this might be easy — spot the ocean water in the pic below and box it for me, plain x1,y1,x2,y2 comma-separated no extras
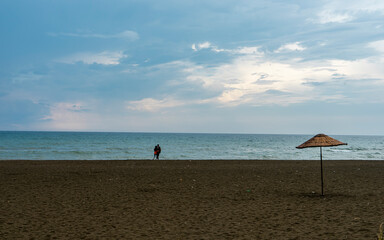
0,131,383,160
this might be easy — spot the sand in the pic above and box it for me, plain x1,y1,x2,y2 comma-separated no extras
1,160,383,239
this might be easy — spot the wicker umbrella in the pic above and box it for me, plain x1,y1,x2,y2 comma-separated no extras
296,134,347,196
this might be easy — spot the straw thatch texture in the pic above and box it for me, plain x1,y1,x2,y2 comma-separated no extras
296,134,347,149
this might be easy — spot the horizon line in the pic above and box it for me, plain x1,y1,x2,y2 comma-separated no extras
0,130,383,137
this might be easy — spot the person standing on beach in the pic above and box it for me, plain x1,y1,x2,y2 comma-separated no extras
153,144,161,160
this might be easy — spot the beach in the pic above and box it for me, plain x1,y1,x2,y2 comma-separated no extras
1,160,383,239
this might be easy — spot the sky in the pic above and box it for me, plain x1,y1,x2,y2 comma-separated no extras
1,0,384,135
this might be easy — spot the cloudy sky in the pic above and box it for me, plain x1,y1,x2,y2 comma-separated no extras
1,0,384,135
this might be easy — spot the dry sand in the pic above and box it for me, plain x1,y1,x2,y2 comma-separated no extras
1,160,383,239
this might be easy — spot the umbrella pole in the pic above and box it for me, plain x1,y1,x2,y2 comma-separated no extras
320,147,324,196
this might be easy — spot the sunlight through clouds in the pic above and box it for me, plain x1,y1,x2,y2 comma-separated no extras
185,56,316,106
181,42,384,107
126,38,384,113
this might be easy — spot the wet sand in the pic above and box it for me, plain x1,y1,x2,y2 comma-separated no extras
1,160,383,239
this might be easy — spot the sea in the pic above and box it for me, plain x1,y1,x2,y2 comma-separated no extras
0,131,383,160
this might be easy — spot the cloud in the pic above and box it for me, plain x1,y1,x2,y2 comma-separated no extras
42,102,92,130
48,30,139,41
317,10,353,24
57,51,126,65
192,42,263,56
234,47,262,55
127,39,384,110
186,56,316,106
126,97,187,112
37,100,154,131
12,72,43,83
191,41,229,53
192,42,212,51
369,40,384,53
314,0,384,24
114,30,140,40
183,41,384,107
275,42,306,53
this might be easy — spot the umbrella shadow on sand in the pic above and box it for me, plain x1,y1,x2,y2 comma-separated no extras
294,192,353,199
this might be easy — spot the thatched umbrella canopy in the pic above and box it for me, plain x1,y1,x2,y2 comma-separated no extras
297,134,347,149
296,134,347,196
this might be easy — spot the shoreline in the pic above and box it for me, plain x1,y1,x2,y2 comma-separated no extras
1,159,384,161
1,160,383,239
